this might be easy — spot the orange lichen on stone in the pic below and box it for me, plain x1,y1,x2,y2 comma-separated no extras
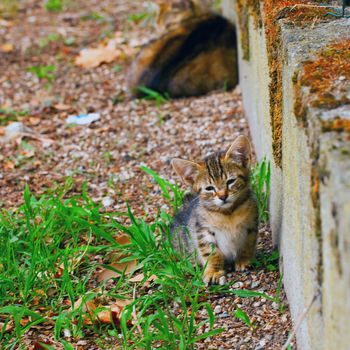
293,72,308,125
263,0,304,167
262,1,346,166
236,0,250,60
277,4,339,25
235,0,261,61
235,0,344,166
300,39,350,109
322,118,350,133
311,166,320,208
246,0,262,28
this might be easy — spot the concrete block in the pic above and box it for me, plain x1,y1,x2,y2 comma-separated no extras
223,1,350,348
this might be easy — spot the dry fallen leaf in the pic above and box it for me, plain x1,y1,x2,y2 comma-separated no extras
97,299,132,325
53,103,71,111
73,293,131,326
115,234,131,245
20,318,30,327
33,342,52,350
98,259,138,282
0,321,14,333
0,43,14,53
75,39,122,68
129,273,157,285
73,298,97,313
3,160,15,171
28,117,41,126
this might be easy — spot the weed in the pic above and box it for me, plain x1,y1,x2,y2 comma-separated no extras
0,108,28,126
234,308,254,329
64,37,75,46
112,64,122,72
103,151,113,164
45,0,63,12
252,250,279,272
27,65,56,83
251,157,271,223
81,12,106,21
275,273,286,312
127,12,150,24
137,86,169,107
38,33,61,48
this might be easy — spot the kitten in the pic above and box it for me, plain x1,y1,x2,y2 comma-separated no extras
171,136,258,285
128,2,238,98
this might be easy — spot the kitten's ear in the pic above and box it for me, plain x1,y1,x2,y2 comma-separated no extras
171,158,201,186
225,135,251,167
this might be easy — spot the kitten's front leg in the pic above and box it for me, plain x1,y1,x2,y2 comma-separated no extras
235,227,258,271
198,237,226,285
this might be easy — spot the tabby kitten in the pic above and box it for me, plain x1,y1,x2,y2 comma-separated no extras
171,136,258,284
128,2,238,98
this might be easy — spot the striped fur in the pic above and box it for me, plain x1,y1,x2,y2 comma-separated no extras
171,136,258,284
128,13,238,98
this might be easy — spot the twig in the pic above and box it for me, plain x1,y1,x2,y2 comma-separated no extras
132,284,142,335
280,292,319,350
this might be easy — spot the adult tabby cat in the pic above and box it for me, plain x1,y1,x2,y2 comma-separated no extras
171,136,258,284
128,1,238,98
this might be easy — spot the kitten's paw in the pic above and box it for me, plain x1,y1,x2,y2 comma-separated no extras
235,261,250,272
203,270,226,285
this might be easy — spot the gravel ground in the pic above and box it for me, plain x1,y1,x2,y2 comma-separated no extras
0,0,292,349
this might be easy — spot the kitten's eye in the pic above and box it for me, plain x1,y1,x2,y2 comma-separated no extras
205,185,216,192
227,178,236,187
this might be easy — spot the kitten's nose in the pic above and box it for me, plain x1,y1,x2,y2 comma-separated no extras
218,192,228,202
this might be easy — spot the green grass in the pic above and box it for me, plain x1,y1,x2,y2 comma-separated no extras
0,168,278,349
252,250,279,272
38,33,61,48
81,12,106,21
127,12,151,24
0,108,28,126
27,65,56,83
45,0,63,12
251,157,271,223
137,86,169,107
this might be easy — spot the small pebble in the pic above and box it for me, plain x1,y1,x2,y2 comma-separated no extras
77,340,87,346
102,196,114,207
214,305,222,314
272,302,279,310
219,312,229,318
251,281,260,288
232,281,244,289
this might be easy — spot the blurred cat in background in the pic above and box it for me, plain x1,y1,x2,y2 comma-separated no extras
128,0,238,98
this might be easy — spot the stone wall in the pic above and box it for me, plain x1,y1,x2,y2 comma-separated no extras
222,1,350,349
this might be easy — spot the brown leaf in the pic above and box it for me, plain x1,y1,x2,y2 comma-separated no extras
98,259,138,282
28,117,41,126
129,273,157,285
0,321,13,333
96,299,132,325
75,42,121,68
115,234,131,245
33,342,52,350
3,160,15,171
52,103,71,111
20,318,30,326
73,298,97,313
0,43,13,53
